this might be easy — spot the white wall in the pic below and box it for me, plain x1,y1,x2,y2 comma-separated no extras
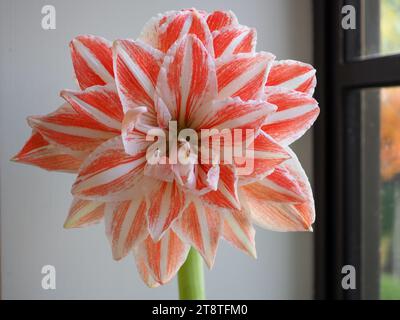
0,0,314,299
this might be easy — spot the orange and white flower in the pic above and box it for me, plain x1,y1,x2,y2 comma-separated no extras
13,9,319,287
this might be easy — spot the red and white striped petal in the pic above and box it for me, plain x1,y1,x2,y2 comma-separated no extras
70,35,114,90
121,107,153,156
203,165,240,210
60,84,123,133
236,131,290,183
240,149,315,231
222,207,256,258
135,254,160,288
266,60,317,96
105,198,148,260
193,97,275,132
240,165,306,204
11,132,82,172
195,164,220,194
64,198,105,228
216,52,275,101
213,26,256,59
155,34,217,128
206,10,238,32
113,39,163,115
27,103,116,155
71,136,146,201
262,89,319,145
173,197,222,268
139,10,178,48
146,180,186,241
157,9,213,54
134,230,190,285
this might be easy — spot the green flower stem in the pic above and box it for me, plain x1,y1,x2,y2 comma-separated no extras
178,247,205,300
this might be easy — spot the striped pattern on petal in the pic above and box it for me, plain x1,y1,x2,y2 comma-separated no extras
12,132,82,172
195,164,220,195
155,34,217,128
157,9,213,54
193,97,275,132
217,52,275,101
236,131,290,182
266,60,317,96
206,10,238,32
135,254,160,288
105,198,148,260
121,107,153,156
240,165,306,204
222,207,256,258
113,39,163,115
134,230,190,285
60,84,123,133
240,149,315,231
213,26,256,59
173,197,222,268
27,103,116,155
64,198,105,228
263,89,319,145
203,165,240,210
70,35,114,89
72,136,146,201
146,180,185,241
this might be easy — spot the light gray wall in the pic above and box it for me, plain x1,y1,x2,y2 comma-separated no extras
0,0,314,299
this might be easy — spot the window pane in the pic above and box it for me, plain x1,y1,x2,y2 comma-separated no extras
362,86,400,299
378,87,400,299
359,0,400,58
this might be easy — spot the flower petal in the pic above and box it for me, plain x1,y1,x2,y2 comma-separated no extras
155,34,217,128
134,230,190,285
217,52,275,101
11,132,82,172
113,39,163,116
70,35,114,89
173,197,222,268
105,198,148,260
262,89,319,145
27,103,116,155
266,60,316,96
213,26,256,59
240,165,306,204
236,131,290,183
60,84,123,133
222,207,256,258
146,180,185,241
192,164,220,195
121,107,153,156
64,198,105,228
203,165,240,210
206,10,238,32
157,9,213,53
193,97,275,132
135,254,160,288
71,136,146,201
240,148,315,231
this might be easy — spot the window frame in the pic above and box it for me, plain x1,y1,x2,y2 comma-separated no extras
313,0,400,299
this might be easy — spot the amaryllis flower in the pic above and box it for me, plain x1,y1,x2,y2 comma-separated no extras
13,8,319,288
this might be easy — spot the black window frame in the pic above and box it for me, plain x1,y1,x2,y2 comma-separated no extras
313,0,400,300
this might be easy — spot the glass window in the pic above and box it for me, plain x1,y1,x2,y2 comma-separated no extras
361,86,400,299
359,0,400,58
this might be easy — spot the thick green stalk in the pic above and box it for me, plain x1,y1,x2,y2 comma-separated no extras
178,247,205,300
